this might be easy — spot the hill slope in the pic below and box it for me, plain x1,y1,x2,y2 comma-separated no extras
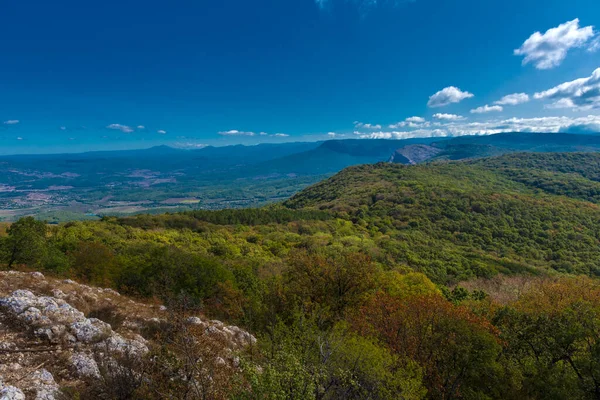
285,152,600,280
5,152,600,399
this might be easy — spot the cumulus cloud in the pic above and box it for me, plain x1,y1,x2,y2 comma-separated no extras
589,37,600,53
471,105,503,114
495,93,530,106
354,129,449,140
218,129,256,136
433,113,465,121
389,117,431,129
137,125,145,129
514,19,596,69
157,130,167,134
274,133,289,137
534,67,600,110
352,115,600,140
4,120,19,125
16,137,23,140
107,124,134,133
354,122,382,129
427,86,474,108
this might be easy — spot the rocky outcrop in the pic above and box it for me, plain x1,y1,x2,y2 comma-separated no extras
390,144,442,165
0,369,58,400
0,289,112,345
0,271,257,397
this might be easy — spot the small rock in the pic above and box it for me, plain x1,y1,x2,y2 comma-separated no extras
98,333,148,357
186,317,205,326
70,318,112,344
215,357,226,366
50,289,66,299
0,385,25,400
30,272,45,280
71,353,100,378
103,288,120,296
30,369,58,400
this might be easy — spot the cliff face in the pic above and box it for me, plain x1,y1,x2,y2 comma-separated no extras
390,144,442,165
0,271,255,399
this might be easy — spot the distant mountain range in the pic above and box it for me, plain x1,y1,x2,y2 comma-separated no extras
2,132,600,221
389,132,600,164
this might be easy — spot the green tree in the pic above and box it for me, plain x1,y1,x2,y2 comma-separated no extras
3,217,48,269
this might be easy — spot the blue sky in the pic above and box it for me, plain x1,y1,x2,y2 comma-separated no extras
1,0,600,154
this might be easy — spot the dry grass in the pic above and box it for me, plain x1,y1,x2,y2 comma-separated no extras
0,222,10,236
457,274,547,304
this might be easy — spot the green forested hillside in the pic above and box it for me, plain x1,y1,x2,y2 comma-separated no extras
3,152,600,399
286,152,600,280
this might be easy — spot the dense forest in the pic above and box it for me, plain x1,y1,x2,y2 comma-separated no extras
3,152,600,399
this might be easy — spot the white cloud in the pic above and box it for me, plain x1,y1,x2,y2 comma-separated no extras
514,19,596,69
354,122,382,129
218,129,255,136
259,132,268,136
352,115,600,140
4,120,19,125
589,37,600,53
157,130,167,134
389,117,431,129
534,67,600,110
16,137,23,140
495,93,530,106
327,132,337,137
355,129,449,140
445,115,600,136
471,105,503,114
137,125,145,129
274,133,289,137
433,113,465,121
60,126,67,131
173,142,208,149
315,0,415,13
107,123,134,133
427,86,474,108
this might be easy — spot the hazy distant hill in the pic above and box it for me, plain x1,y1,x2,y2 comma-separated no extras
391,132,600,165
2,132,600,221
258,138,443,174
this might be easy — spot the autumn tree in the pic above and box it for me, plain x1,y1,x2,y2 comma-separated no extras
495,277,600,399
353,293,502,399
284,249,380,323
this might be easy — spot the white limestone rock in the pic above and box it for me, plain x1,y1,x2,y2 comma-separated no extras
30,272,45,280
0,385,25,400
30,369,58,400
71,353,100,378
70,318,111,344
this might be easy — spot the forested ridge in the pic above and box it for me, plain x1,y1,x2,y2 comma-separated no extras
3,152,600,399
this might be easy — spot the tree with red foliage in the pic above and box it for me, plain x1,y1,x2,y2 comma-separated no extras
353,293,502,399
